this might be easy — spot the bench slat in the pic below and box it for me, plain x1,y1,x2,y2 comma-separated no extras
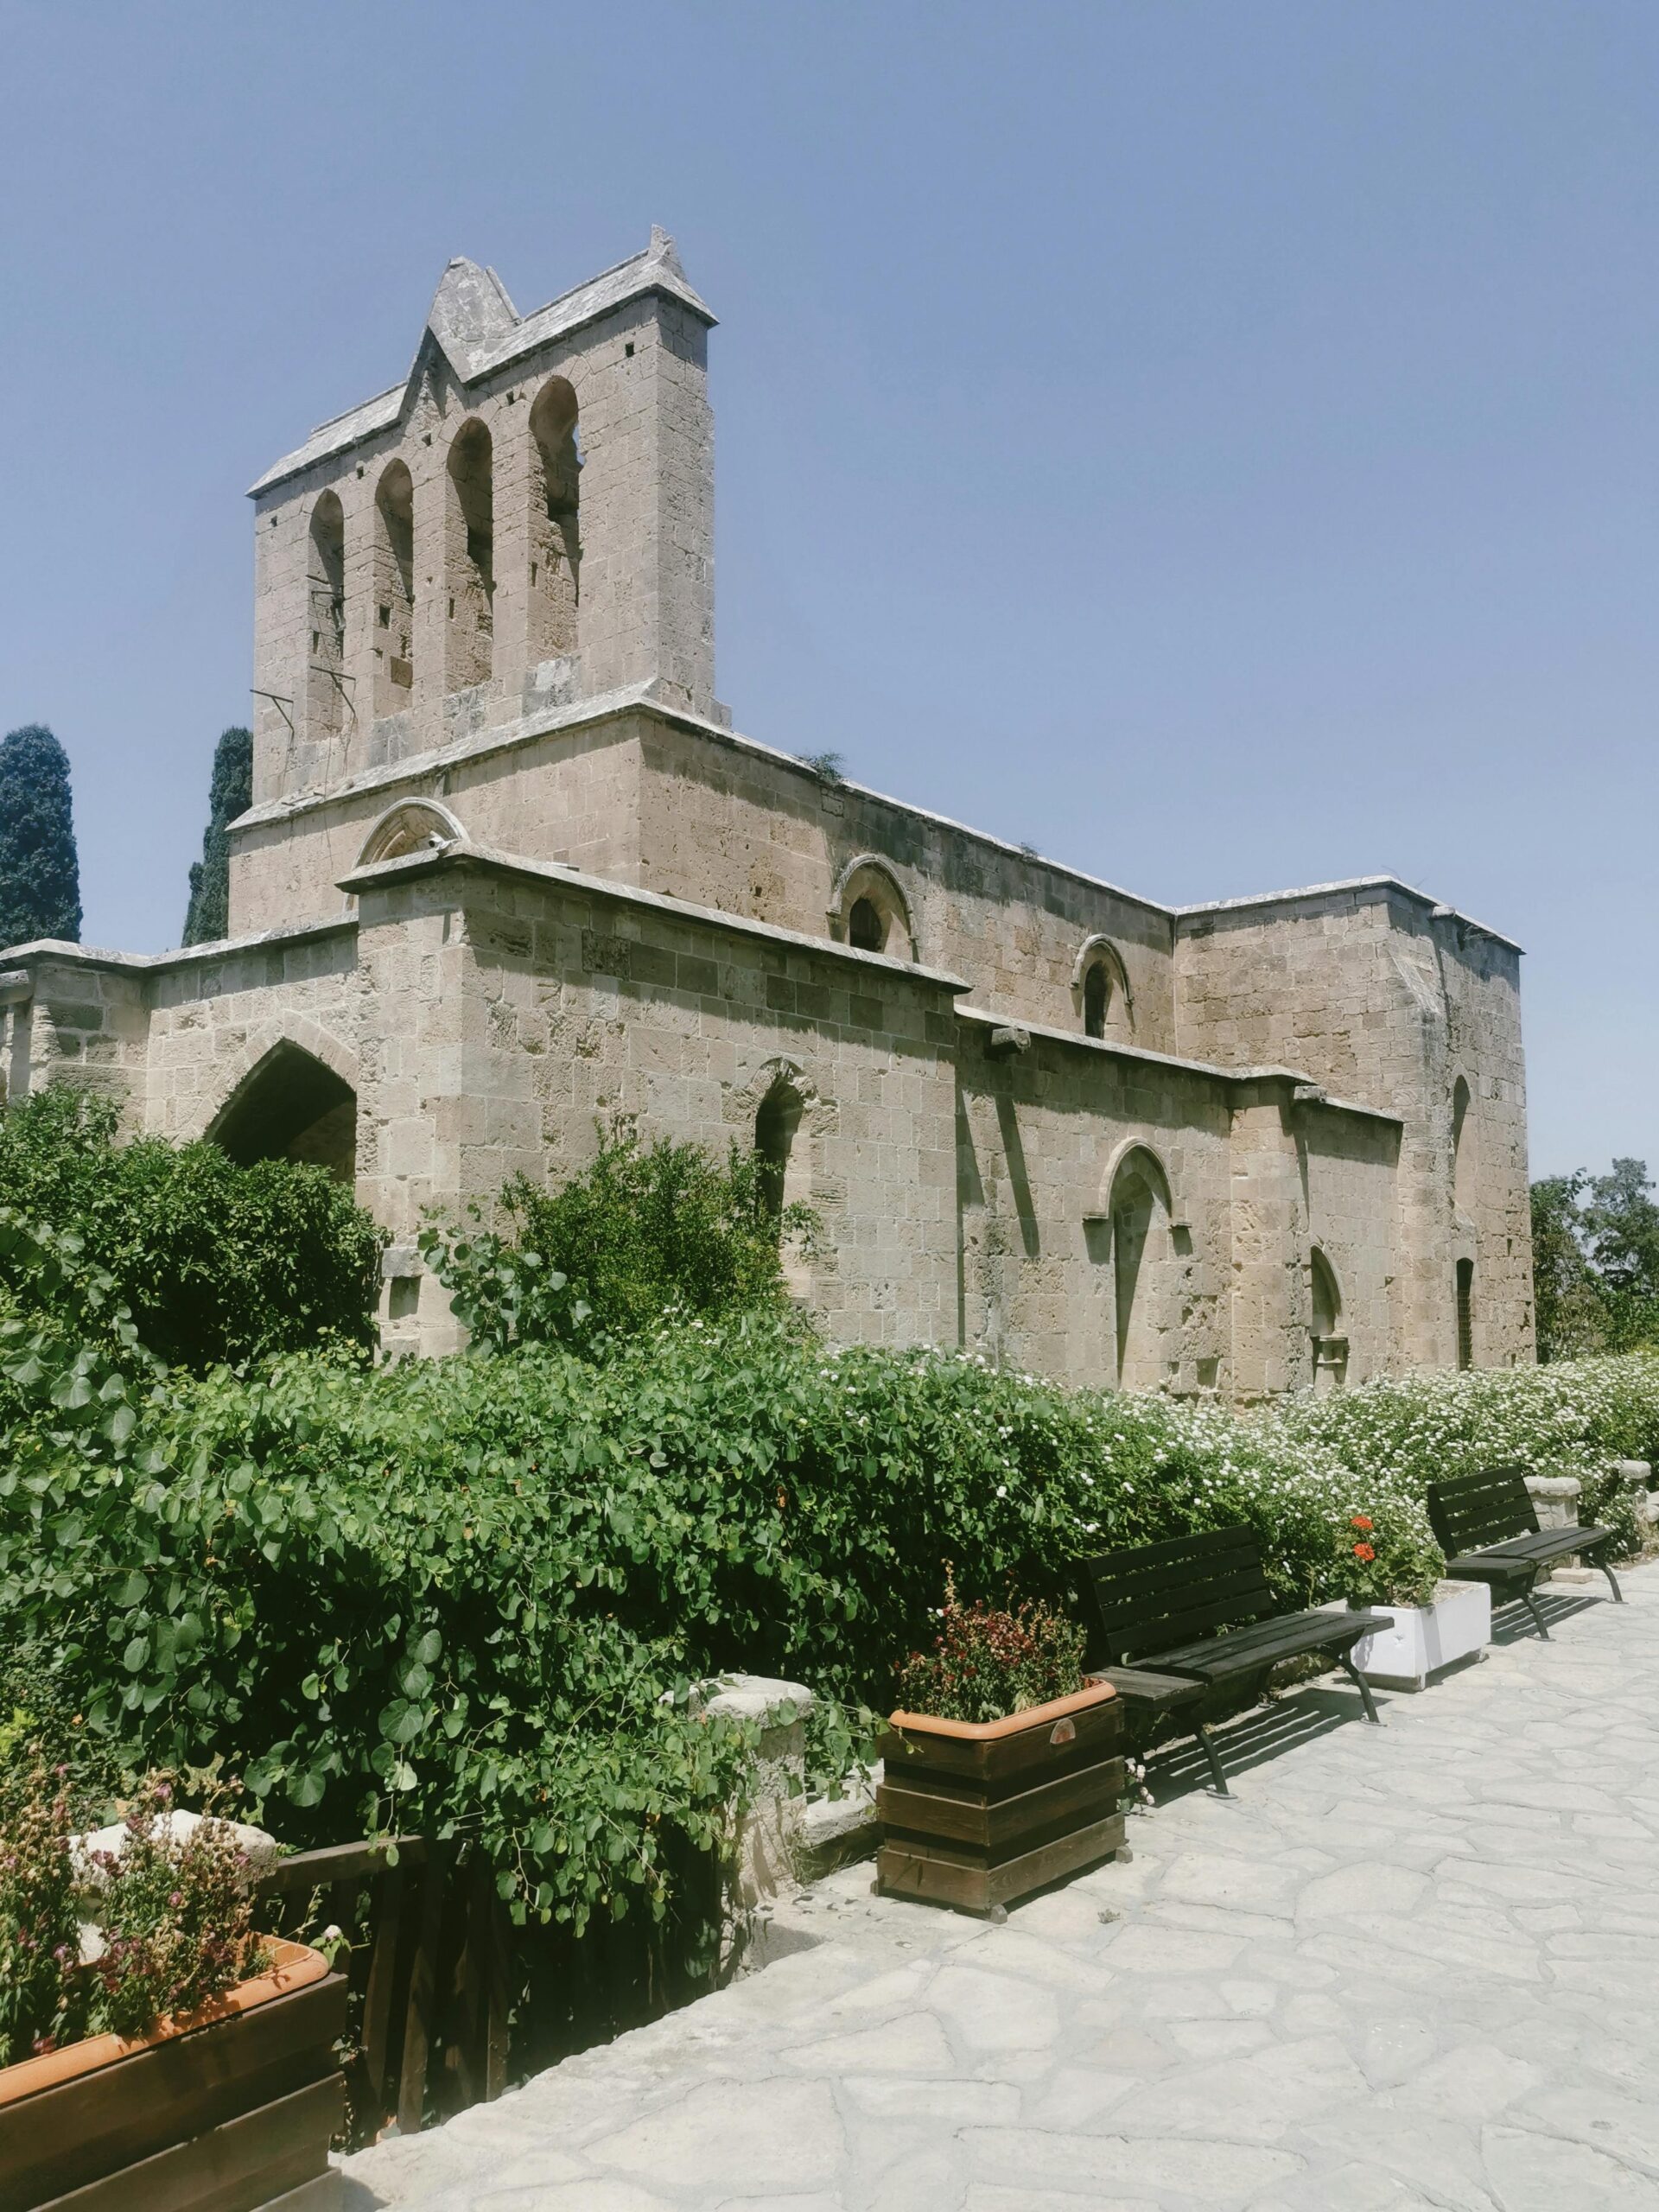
1427,1466,1539,1556
1086,1529,1281,1666
1147,1607,1386,1681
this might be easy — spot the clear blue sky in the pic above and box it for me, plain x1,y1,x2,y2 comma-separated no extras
2,0,1653,1178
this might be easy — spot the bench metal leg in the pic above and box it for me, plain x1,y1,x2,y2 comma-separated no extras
1193,1721,1230,1796
1337,1652,1380,1723
1599,1557,1624,1605
1521,1587,1551,1640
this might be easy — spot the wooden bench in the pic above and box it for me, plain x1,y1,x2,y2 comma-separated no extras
1084,1524,1389,1794
1426,1465,1623,1640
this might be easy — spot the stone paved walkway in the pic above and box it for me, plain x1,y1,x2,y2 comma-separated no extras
340,1568,1659,2210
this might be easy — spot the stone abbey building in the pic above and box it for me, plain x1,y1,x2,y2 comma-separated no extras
0,232,1535,1390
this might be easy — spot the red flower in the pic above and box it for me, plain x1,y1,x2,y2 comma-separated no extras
1352,1541,1375,1562
1350,1516,1373,1532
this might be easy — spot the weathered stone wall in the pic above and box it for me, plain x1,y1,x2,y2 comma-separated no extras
2,953,151,1116
1174,884,1533,1370
228,712,649,938
953,1023,1232,1392
632,717,1177,1048
141,931,363,1147
1300,1100,1404,1389
341,849,964,1357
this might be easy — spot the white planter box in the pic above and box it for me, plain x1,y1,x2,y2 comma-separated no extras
1348,1580,1491,1691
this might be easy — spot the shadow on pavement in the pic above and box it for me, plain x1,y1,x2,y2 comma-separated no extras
1145,1683,1380,1804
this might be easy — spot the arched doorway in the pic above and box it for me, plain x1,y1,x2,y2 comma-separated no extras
209,1040,357,1185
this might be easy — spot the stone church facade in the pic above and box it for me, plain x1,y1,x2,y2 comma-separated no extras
0,232,1535,1392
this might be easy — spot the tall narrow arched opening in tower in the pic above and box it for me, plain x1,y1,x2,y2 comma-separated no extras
307,491,346,747
372,461,416,715
208,1040,358,1185
528,378,581,664
445,418,494,691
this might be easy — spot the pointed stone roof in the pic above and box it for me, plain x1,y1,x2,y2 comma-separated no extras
249,229,714,496
424,257,519,378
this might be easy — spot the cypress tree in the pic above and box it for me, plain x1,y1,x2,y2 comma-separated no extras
0,723,82,950
182,726,253,945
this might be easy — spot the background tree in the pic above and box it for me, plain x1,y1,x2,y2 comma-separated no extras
181,725,253,945
1529,1173,1607,1362
1581,1158,1659,1349
1531,1159,1659,1359
0,724,81,949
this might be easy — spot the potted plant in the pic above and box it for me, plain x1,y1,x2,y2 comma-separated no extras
1335,1510,1491,1693
875,1575,1123,1919
0,1770,344,2211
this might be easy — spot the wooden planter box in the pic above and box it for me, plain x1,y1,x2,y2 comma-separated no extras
0,1939,346,2212
874,1681,1125,1918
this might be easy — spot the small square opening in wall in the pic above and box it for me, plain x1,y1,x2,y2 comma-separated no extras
389,1276,420,1321
626,341,635,357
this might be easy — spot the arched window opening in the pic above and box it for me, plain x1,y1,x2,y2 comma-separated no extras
848,897,886,953
1310,1247,1348,1394
1456,1257,1475,1370
307,492,346,745
356,798,466,867
1073,936,1133,1040
831,858,914,961
1083,961,1109,1039
209,1041,356,1186
1108,1146,1175,1392
753,1072,811,1301
755,1084,803,1226
1451,1075,1476,1219
528,378,581,663
372,461,416,715
445,419,494,691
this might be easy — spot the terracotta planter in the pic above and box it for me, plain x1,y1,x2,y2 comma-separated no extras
0,1937,346,2211
875,1681,1125,1919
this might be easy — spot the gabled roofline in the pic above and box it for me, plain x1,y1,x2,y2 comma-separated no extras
247,232,715,498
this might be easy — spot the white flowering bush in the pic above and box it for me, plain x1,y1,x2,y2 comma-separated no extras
1275,1352,1659,1560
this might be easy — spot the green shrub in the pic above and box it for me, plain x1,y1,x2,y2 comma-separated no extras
0,1303,1446,1930
0,1087,384,1369
420,1116,816,1351
7,1262,1657,1935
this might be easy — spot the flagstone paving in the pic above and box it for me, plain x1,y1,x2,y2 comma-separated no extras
340,1568,1659,2209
